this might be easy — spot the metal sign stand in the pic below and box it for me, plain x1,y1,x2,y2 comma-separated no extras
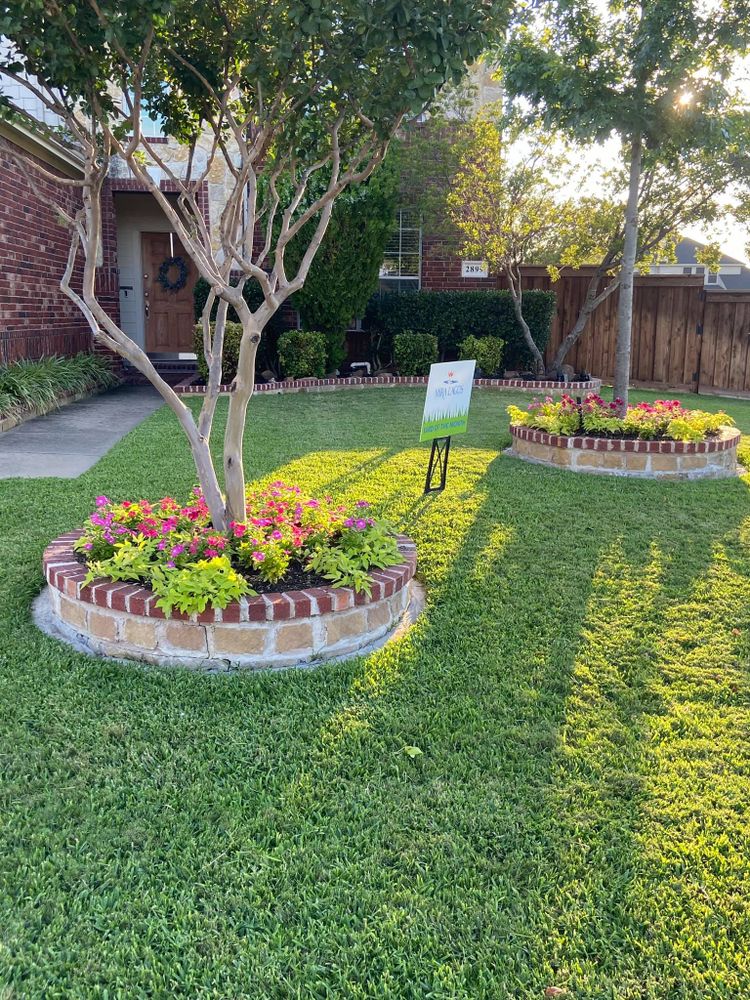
424,436,451,493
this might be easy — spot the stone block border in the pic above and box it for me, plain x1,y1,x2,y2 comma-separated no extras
509,423,741,479
175,374,602,397
40,531,418,670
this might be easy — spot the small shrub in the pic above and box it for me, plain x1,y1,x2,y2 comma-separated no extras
277,330,327,380
393,331,438,376
194,322,243,385
193,277,283,378
459,335,504,376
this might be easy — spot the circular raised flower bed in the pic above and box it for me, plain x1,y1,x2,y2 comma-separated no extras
509,424,740,479
508,394,741,479
39,531,418,670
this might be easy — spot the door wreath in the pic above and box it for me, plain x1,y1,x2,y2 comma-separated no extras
157,255,189,293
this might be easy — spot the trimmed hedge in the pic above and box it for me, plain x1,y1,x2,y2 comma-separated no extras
366,289,555,369
393,331,439,376
193,277,284,377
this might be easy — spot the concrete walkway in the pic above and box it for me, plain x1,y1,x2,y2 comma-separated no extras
0,386,163,479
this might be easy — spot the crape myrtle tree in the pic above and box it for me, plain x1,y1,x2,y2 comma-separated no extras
502,0,750,408
0,0,509,528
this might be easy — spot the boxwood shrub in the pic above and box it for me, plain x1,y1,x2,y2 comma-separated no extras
459,335,504,377
366,290,555,369
393,331,438,377
193,277,284,379
277,330,327,380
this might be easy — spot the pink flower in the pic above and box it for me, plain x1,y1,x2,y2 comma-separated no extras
355,518,368,530
95,495,110,508
355,500,370,509
271,529,283,540
171,544,185,557
252,551,266,562
306,499,320,508
84,542,93,550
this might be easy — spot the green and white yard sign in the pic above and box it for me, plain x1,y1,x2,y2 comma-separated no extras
419,361,476,441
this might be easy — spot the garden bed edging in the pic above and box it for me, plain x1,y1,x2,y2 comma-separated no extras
176,374,602,397
509,423,740,479
40,531,418,670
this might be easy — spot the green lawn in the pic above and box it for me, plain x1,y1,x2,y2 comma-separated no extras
2,385,750,998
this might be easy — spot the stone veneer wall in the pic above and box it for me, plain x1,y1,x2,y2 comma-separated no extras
42,532,417,670
509,424,741,479
176,375,603,397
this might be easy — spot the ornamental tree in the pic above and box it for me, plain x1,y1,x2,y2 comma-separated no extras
502,0,750,408
0,0,509,528
446,116,615,375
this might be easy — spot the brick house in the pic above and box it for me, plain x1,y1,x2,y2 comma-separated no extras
1,63,509,373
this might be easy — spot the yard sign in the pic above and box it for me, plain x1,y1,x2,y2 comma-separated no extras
419,360,476,442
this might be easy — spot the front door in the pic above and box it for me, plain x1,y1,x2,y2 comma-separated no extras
141,232,197,352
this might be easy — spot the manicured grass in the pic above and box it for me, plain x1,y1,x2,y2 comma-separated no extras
2,385,750,997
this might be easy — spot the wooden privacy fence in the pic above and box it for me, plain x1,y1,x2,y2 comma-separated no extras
517,268,750,396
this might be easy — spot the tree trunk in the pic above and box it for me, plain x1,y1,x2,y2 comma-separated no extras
552,270,620,371
613,134,643,412
507,264,545,376
223,320,261,522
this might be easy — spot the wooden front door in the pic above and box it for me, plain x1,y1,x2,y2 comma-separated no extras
141,232,197,352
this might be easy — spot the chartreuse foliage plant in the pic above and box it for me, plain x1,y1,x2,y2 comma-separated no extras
508,393,734,442
4,386,750,994
74,482,400,615
459,334,504,376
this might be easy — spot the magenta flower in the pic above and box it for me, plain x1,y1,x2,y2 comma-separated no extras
95,495,110,508
252,551,266,562
271,529,283,540
171,544,185,557
355,518,368,530
306,499,320,508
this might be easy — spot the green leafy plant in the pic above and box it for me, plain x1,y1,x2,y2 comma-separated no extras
151,557,252,617
277,330,327,380
306,521,400,596
367,290,554,368
81,534,158,586
393,331,438,377
459,335,504,376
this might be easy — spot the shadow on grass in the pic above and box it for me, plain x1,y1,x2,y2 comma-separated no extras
4,389,750,995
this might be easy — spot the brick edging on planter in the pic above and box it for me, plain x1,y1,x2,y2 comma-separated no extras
510,423,741,454
43,531,417,624
175,375,602,396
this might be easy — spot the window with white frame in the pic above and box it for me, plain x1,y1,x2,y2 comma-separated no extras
123,89,165,138
379,209,421,292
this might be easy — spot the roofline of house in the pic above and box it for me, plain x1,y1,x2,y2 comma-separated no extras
0,114,84,178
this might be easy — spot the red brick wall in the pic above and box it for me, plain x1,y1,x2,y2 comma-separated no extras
421,236,501,293
0,134,120,365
